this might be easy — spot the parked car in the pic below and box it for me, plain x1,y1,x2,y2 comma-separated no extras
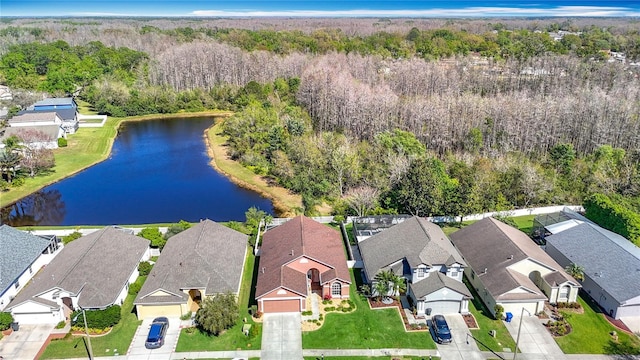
145,317,169,349
431,314,452,344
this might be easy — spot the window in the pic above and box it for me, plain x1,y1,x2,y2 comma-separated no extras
417,268,425,278
331,282,342,297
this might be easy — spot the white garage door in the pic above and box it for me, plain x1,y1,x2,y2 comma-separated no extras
424,301,460,315
13,312,59,325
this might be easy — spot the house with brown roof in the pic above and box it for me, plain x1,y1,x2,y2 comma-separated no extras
358,216,472,315
7,227,150,324
450,217,580,317
255,216,351,313
134,220,247,319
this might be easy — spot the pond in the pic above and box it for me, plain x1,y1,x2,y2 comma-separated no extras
1,117,274,226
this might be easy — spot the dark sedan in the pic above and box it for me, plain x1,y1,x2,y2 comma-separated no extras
431,314,452,344
145,317,169,349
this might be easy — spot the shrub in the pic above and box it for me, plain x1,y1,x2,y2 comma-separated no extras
319,314,323,321
137,261,152,276
10,177,24,187
180,311,192,321
138,227,165,249
0,312,14,331
57,138,68,147
71,305,121,330
325,306,335,312
301,311,313,316
55,321,66,329
128,282,141,295
332,215,345,224
494,304,504,320
62,231,82,245
250,305,258,316
323,294,332,300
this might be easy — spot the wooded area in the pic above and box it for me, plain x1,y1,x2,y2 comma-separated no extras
1,17,639,218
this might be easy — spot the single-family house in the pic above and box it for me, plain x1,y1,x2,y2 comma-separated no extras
352,215,411,242
0,226,62,311
545,223,640,319
7,227,150,324
134,220,247,319
358,216,472,315
450,217,580,317
20,97,79,134
2,114,65,149
256,216,351,313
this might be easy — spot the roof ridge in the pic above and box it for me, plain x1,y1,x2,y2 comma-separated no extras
59,228,105,287
300,216,306,255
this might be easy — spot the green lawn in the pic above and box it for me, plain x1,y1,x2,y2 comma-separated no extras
555,295,640,354
40,276,147,358
302,270,436,350
76,99,99,115
464,278,516,354
304,357,439,360
175,248,262,351
509,215,536,235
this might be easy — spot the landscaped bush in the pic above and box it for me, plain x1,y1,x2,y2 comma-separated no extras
0,312,14,331
71,305,121,330
494,304,504,320
556,302,581,309
128,282,141,295
323,294,332,300
57,138,68,147
62,231,83,245
55,320,66,329
325,306,335,312
180,311,192,320
137,261,152,276
301,311,313,316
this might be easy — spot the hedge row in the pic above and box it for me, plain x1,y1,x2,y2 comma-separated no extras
584,193,640,246
71,305,121,330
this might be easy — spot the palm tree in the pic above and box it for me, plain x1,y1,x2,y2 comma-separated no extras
565,263,585,281
374,270,406,300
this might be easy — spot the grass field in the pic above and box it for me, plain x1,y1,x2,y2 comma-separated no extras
555,295,640,354
302,270,436,350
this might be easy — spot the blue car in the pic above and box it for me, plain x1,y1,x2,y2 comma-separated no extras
431,314,452,344
145,317,169,349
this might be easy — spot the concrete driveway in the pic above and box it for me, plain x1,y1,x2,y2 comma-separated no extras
503,314,565,359
0,323,54,360
127,317,181,360
431,314,485,360
261,312,302,360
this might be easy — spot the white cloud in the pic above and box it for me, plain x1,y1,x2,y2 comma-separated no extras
190,6,640,18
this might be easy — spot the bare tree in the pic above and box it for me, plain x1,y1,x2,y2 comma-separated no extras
345,186,379,217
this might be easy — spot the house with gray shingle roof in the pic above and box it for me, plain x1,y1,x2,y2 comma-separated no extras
358,216,472,315
22,97,79,134
0,225,61,311
450,217,580,318
256,216,351,313
7,227,150,324
546,222,640,319
134,219,247,319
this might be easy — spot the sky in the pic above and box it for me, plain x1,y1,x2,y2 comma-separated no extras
1,0,640,17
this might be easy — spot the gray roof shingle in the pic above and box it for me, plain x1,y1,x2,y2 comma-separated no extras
358,216,466,280
8,227,149,309
0,225,52,295
410,272,472,299
546,223,640,303
31,97,75,107
10,112,60,124
135,220,247,305
449,218,576,301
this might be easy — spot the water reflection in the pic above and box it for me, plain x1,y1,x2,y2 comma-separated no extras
1,189,66,226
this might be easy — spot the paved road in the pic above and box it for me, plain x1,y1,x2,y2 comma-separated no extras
261,313,303,360
127,317,181,360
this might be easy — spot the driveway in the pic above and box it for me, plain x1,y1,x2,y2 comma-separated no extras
261,312,302,360
127,317,181,360
620,316,640,333
431,314,485,360
503,314,566,359
0,324,54,360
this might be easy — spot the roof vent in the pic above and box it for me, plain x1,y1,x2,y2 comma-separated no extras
291,249,294,256
262,267,265,274
508,255,513,260
483,268,488,274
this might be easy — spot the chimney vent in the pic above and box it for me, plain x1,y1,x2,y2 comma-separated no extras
262,267,265,274
483,268,488,274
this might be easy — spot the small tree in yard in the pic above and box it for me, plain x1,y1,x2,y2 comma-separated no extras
565,263,585,281
0,312,14,330
138,261,152,276
138,227,165,250
195,292,238,336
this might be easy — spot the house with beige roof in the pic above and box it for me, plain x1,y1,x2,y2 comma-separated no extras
134,219,248,319
256,216,351,313
450,217,580,317
358,216,472,315
7,227,150,324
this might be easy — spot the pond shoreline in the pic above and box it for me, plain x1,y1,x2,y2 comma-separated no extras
1,111,298,219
